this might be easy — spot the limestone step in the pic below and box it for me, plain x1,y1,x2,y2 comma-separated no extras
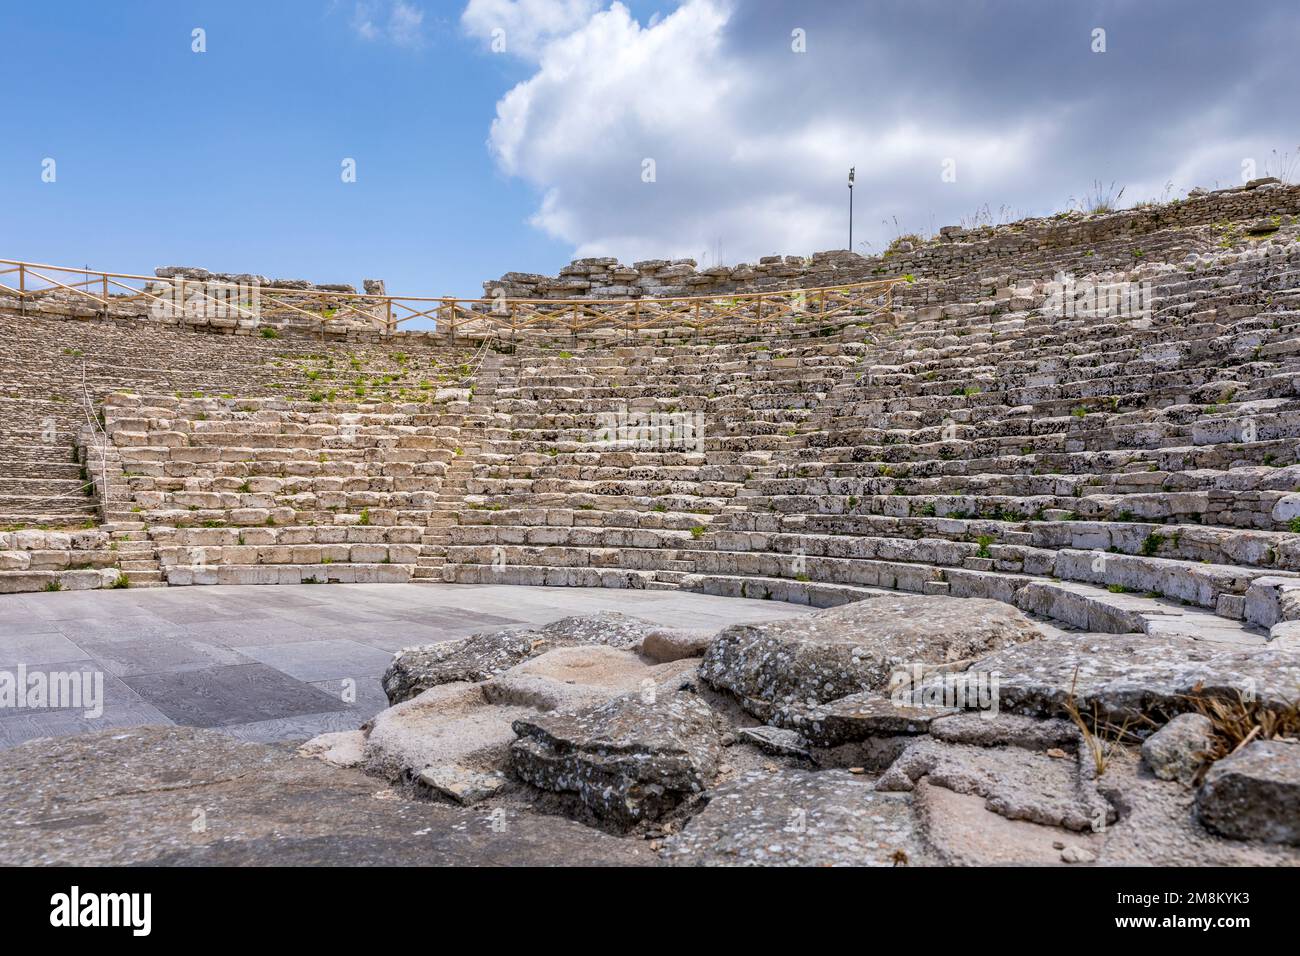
165,562,413,586
123,570,165,587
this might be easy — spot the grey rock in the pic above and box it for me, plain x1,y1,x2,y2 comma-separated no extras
483,645,697,713
700,595,1041,721
0,726,652,866
383,612,672,704
382,629,539,704
916,746,1299,866
362,681,533,783
929,713,1080,751
534,611,674,649
640,627,715,662
1196,740,1300,845
1141,713,1215,785
663,769,926,866
298,730,365,768
737,726,810,758
510,689,723,827
876,738,1115,832
416,765,506,806
788,691,955,747
155,265,213,280
961,632,1300,722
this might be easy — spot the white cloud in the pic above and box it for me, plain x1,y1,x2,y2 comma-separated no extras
462,0,600,59
464,0,1300,265
471,0,1056,263
353,1,426,48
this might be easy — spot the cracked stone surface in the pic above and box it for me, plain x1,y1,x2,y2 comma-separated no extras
0,726,652,866
1084,748,1299,866
662,769,928,866
928,712,1080,750
1196,740,1300,845
699,595,1042,722
960,631,1300,721
736,726,810,758
483,645,698,713
510,689,723,827
382,612,697,705
382,630,540,706
298,729,365,768
787,692,955,747
361,681,534,783
876,737,1115,832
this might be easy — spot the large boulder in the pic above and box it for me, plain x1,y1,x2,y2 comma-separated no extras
662,769,926,866
382,612,689,704
510,689,723,827
699,595,1042,721
1196,740,1300,845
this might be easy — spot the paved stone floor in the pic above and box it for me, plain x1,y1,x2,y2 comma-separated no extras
0,584,809,749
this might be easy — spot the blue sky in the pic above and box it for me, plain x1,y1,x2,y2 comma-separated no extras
0,1,660,297
2,1,1296,299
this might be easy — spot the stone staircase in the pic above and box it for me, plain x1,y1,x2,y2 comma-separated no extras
416,348,505,580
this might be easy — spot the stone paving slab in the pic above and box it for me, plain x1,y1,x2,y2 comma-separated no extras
0,630,90,669
120,663,348,728
68,635,253,678
0,584,807,747
309,676,390,712
0,659,146,717
240,638,397,683
0,702,175,748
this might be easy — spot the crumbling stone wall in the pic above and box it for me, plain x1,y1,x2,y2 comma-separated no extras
482,179,1300,301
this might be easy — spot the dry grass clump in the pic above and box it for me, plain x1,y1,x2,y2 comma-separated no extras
1183,689,1300,770
1060,667,1149,776
1058,670,1299,779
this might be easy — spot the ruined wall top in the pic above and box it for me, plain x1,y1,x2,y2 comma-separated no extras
482,178,1300,300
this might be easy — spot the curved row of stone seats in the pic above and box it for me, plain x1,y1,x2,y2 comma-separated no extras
103,391,474,585
689,243,1300,633
782,252,1300,511
443,229,1300,644
434,339,854,583
0,528,121,593
0,310,480,406
0,307,479,585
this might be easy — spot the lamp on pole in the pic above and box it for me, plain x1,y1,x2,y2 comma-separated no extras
847,167,855,252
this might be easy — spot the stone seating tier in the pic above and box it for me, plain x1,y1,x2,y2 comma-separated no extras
2,189,1299,624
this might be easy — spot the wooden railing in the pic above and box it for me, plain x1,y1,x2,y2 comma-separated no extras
0,258,904,339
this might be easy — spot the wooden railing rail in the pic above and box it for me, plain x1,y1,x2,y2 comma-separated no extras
0,258,904,338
